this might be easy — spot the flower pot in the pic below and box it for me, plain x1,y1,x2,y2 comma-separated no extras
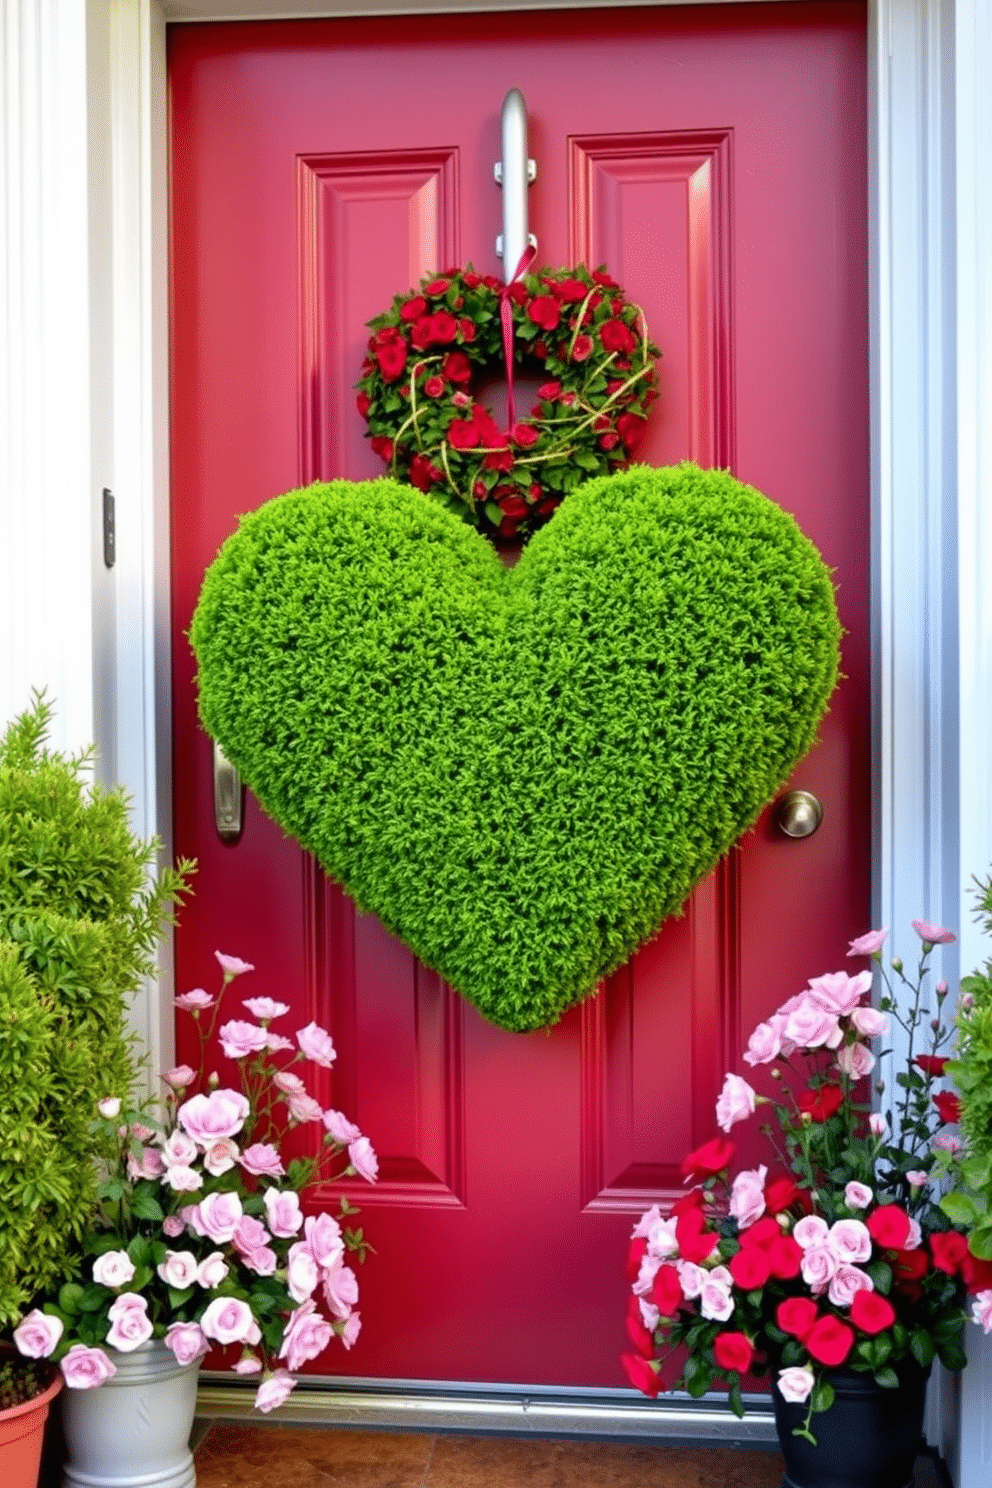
772,1363,930,1488
0,1368,63,1488
61,1342,200,1488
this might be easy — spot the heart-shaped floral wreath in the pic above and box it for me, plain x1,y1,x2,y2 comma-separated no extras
356,264,660,542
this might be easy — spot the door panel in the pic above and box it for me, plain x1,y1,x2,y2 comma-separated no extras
169,3,869,1387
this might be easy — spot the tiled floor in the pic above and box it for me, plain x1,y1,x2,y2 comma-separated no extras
192,1426,787,1488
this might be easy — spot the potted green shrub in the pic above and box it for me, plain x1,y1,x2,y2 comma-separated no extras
0,694,191,1485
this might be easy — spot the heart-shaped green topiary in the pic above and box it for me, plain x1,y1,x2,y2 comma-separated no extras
191,464,840,1032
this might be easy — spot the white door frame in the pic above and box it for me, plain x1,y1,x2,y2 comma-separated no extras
2,0,990,1479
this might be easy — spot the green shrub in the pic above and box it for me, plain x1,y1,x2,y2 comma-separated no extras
944,876,992,1258
0,696,192,1326
192,464,840,1032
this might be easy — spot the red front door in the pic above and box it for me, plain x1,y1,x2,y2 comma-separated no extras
169,3,869,1388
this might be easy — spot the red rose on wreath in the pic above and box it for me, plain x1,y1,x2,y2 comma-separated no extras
849,1291,896,1335
930,1230,969,1275
805,1315,855,1367
866,1204,911,1250
713,1332,754,1374
679,1136,735,1181
621,1353,661,1397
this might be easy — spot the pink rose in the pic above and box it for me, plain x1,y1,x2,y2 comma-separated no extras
243,1246,278,1276
793,1216,830,1249
638,1297,660,1332
233,1216,271,1255
783,994,844,1050
676,1261,705,1299
196,1252,230,1289
869,1113,888,1137
631,1251,663,1297
162,1130,199,1167
164,1322,209,1366
215,951,255,977
98,1097,121,1118
163,1064,196,1089
905,1217,923,1249
777,1366,815,1403
175,989,215,1012
348,1136,378,1183
127,1146,166,1181
178,1089,250,1143
631,1205,662,1240
828,1264,874,1308
800,1243,838,1294
218,1020,269,1060
243,997,290,1021
254,1369,296,1413
322,1109,362,1145
807,970,873,1016
14,1310,64,1358
264,1189,304,1238
837,1042,876,1078
742,1015,786,1066
828,1219,872,1264
161,1164,202,1192
106,1294,153,1352
296,1021,337,1067
92,1251,136,1288
196,1190,243,1243
61,1345,117,1389
847,928,889,956
200,1296,255,1345
278,1300,333,1372
971,1290,992,1333
844,1181,873,1209
322,1258,359,1320
699,1267,735,1322
645,1216,679,1259
162,1215,186,1238
156,1250,199,1288
932,1131,963,1156
240,1143,285,1177
304,1213,344,1268
850,1006,890,1037
286,1242,320,1303
274,1072,306,1096
287,1091,324,1124
906,1171,930,1190
729,1165,767,1230
715,1073,757,1133
339,1312,361,1349
234,1353,263,1375
911,920,956,945
203,1138,239,1176
267,1033,294,1053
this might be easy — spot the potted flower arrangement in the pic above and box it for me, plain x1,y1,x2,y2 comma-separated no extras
11,948,377,1486
621,920,989,1488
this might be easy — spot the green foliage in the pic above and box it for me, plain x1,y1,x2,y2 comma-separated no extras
192,464,840,1032
944,875,992,1257
0,694,192,1327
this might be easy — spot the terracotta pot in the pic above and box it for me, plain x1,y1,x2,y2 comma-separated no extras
0,1367,63,1488
773,1362,930,1488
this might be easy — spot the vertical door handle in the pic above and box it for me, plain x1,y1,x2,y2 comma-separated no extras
213,741,244,843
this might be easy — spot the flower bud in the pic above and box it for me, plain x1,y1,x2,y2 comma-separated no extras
930,1018,941,1032
961,992,975,1011
208,1070,219,1089
770,1068,782,1080
891,957,903,972
937,981,949,999
875,1082,885,1095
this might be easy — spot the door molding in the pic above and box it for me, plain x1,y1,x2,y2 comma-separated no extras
3,0,990,1479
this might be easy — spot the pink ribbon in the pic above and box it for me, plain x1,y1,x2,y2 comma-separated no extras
498,243,538,434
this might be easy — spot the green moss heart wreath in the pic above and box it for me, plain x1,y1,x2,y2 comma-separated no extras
356,263,660,541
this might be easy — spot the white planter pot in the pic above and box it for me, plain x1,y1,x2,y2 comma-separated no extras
61,1341,200,1488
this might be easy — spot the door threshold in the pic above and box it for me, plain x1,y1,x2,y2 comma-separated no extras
196,1373,777,1446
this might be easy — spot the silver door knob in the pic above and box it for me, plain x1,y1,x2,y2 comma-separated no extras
776,790,823,838
213,741,244,843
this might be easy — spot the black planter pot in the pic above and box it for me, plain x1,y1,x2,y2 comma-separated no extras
772,1363,930,1488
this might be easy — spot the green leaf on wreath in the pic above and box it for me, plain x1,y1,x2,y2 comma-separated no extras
59,1283,84,1315
811,1381,835,1414
910,1330,936,1368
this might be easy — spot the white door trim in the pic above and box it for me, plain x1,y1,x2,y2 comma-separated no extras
3,0,989,1477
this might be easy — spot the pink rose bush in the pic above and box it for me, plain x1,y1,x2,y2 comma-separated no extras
13,954,376,1413
621,923,985,1444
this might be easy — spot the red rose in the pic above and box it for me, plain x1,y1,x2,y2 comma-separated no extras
626,1294,655,1358
356,392,370,418
372,325,404,348
914,1055,948,1077
765,1176,803,1215
451,390,471,408
410,317,436,351
459,318,476,342
729,1246,771,1291
867,1204,911,1250
670,1187,705,1218
482,274,502,289
376,341,408,382
442,351,472,384
606,379,624,396
592,270,618,287
571,334,594,362
560,392,577,407
424,278,450,296
462,272,481,289
601,318,637,354
498,516,520,539
776,1297,819,1340
557,278,590,302
484,451,515,473
537,496,561,518
408,454,443,492
891,1247,929,1284
473,407,506,447
369,435,394,461
592,415,612,432
616,412,648,452
850,1290,896,1335
424,377,445,398
713,1332,754,1374
798,1084,844,1122
680,1136,735,1181
599,433,620,451
472,480,488,499
431,311,459,344
400,297,427,322
528,296,560,331
627,1237,648,1281
741,1217,782,1250
621,1352,661,1398
962,1252,992,1294
652,1264,684,1318
675,1207,719,1264
930,1231,969,1276
447,419,480,450
512,422,540,448
805,1315,855,1367
767,1236,804,1280
933,1090,962,1124
537,381,561,401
